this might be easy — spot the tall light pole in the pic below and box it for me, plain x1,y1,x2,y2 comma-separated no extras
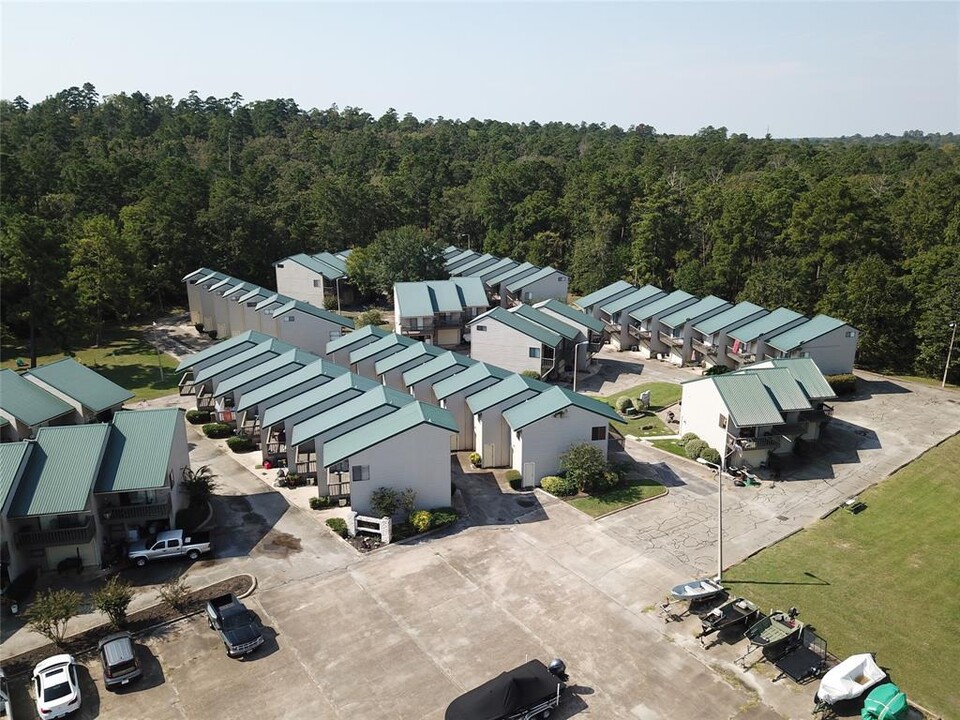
572,340,589,393
943,321,958,388
697,455,724,582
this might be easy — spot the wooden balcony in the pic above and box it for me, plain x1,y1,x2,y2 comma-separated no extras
16,518,96,549
735,435,779,451
658,330,684,347
726,345,756,364
100,501,171,523
178,372,196,396
691,337,717,356
628,325,651,341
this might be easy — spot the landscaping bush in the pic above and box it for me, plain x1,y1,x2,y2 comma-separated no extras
699,447,721,465
631,396,645,413
826,373,858,395
185,409,211,425
615,396,633,414
410,510,433,533
26,589,83,646
309,496,331,510
354,309,383,328
540,475,578,496
158,578,191,612
226,435,255,452
504,469,522,489
202,422,232,439
92,576,134,628
468,452,482,467
370,487,399,517
520,370,541,379
429,507,458,529
323,295,339,311
679,432,700,446
326,518,348,538
704,365,731,376
684,439,708,459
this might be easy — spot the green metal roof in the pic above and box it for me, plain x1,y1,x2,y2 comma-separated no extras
433,362,511,401
275,253,346,280
222,280,254,299
208,276,237,292
469,307,562,347
765,314,850,352
728,307,805,343
374,342,446,376
25,358,134,413
486,262,539,287
452,277,491,308
237,287,272,303
261,373,378,428
194,339,294,385
533,299,606,334
503,386,620,431
0,369,74,427
196,271,228,287
505,265,566,292
175,331,272,372
403,351,476,387
0,442,33,511
442,245,464,259
349,333,417,365
509,304,580,341
444,249,480,270
758,358,836,400
255,293,285,311
10,424,111,517
313,251,348,276
574,281,635,311
325,325,389,355
627,290,698,324
213,349,318,398
466,373,550,413
734,368,812,412
290,385,415,447
710,374,785,428
601,285,665,317
395,278,489,318
235,359,348,412
693,302,767,336
468,257,517,280
394,282,437,317
451,253,499,276
323,401,459,467
183,267,213,282
96,408,183,493
660,296,732,331
271,299,354,328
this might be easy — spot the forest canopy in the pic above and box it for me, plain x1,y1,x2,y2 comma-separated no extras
1,84,958,381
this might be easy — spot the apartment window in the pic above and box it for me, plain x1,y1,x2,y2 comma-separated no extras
591,426,607,441
352,465,370,482
246,302,257,307
524,292,533,301
475,325,487,332
330,459,349,474
718,414,728,430
313,279,322,288
329,330,342,341
845,330,855,338
529,347,541,359
284,316,296,322
276,264,284,269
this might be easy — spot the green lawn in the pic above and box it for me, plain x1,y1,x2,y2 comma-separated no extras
1,327,180,402
566,477,666,517
724,434,960,718
650,438,688,458
593,382,681,437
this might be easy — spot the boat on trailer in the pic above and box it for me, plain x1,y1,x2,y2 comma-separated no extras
814,653,886,716
698,597,760,645
670,578,725,602
737,608,804,665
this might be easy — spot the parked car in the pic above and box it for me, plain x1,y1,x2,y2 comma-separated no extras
98,632,142,689
127,529,211,567
206,593,264,658
32,655,81,719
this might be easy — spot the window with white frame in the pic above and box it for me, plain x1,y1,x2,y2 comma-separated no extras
351,465,370,482
313,279,322,288
529,347,541,358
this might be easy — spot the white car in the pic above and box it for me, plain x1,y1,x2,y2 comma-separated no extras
32,654,81,718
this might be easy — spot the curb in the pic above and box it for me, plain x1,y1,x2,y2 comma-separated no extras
536,485,670,521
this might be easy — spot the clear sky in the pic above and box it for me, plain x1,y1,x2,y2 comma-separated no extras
2,1,957,138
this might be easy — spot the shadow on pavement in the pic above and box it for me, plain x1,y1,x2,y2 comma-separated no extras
848,378,911,399
111,644,166,693
450,456,549,527
210,491,289,559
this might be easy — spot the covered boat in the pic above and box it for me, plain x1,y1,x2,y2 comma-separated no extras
860,683,908,720
816,653,886,706
445,659,567,720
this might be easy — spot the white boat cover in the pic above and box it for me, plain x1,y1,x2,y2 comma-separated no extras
817,653,885,704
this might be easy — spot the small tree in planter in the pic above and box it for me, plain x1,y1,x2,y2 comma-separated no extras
26,588,83,646
560,443,620,494
370,487,400,518
159,578,191,612
92,576,134,628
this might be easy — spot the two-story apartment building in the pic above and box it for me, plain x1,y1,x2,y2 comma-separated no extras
726,308,808,370
271,299,354,356
468,307,564,379
690,302,768,369
274,251,355,310
501,266,570,307
626,290,700,359
434,363,511,451
325,325,389,367
657,296,732,366
467,373,549,467
1,370,75,442
23,359,134,424
761,315,858,375
403,352,476,404
600,285,666,350
393,278,490,347
573,280,636,319
375,342,447,391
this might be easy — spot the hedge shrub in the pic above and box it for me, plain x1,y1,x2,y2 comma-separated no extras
520,370,541,379
226,435,254,452
325,518,348,538
429,507,458,529
631,396,645,413
684,439,708,460
615,396,633,414
410,510,432,533
699,447,721,465
185,409,211,425
468,452,481,467
825,373,857,396
202,422,233,439
540,475,578,496
309,496,331,510
679,432,700,446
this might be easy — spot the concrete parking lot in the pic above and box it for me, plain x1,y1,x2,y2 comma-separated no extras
4,353,958,719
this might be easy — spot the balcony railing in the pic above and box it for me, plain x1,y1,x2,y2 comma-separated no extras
100,501,171,523
772,422,807,438
735,436,779,451
726,345,756,363
691,337,717,356
658,330,683,347
398,323,433,335
16,519,96,549
628,326,651,341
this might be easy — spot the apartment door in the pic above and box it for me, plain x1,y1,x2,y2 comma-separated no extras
522,462,536,489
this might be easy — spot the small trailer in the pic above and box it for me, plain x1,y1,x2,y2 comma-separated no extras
445,659,568,720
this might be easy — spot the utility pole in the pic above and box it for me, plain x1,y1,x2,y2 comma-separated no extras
943,321,958,388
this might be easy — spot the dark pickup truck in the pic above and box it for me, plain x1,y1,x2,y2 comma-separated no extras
205,593,264,658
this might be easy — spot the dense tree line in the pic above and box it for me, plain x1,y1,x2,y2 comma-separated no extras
2,84,958,380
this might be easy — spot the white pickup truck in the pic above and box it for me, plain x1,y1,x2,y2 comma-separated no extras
127,529,212,567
